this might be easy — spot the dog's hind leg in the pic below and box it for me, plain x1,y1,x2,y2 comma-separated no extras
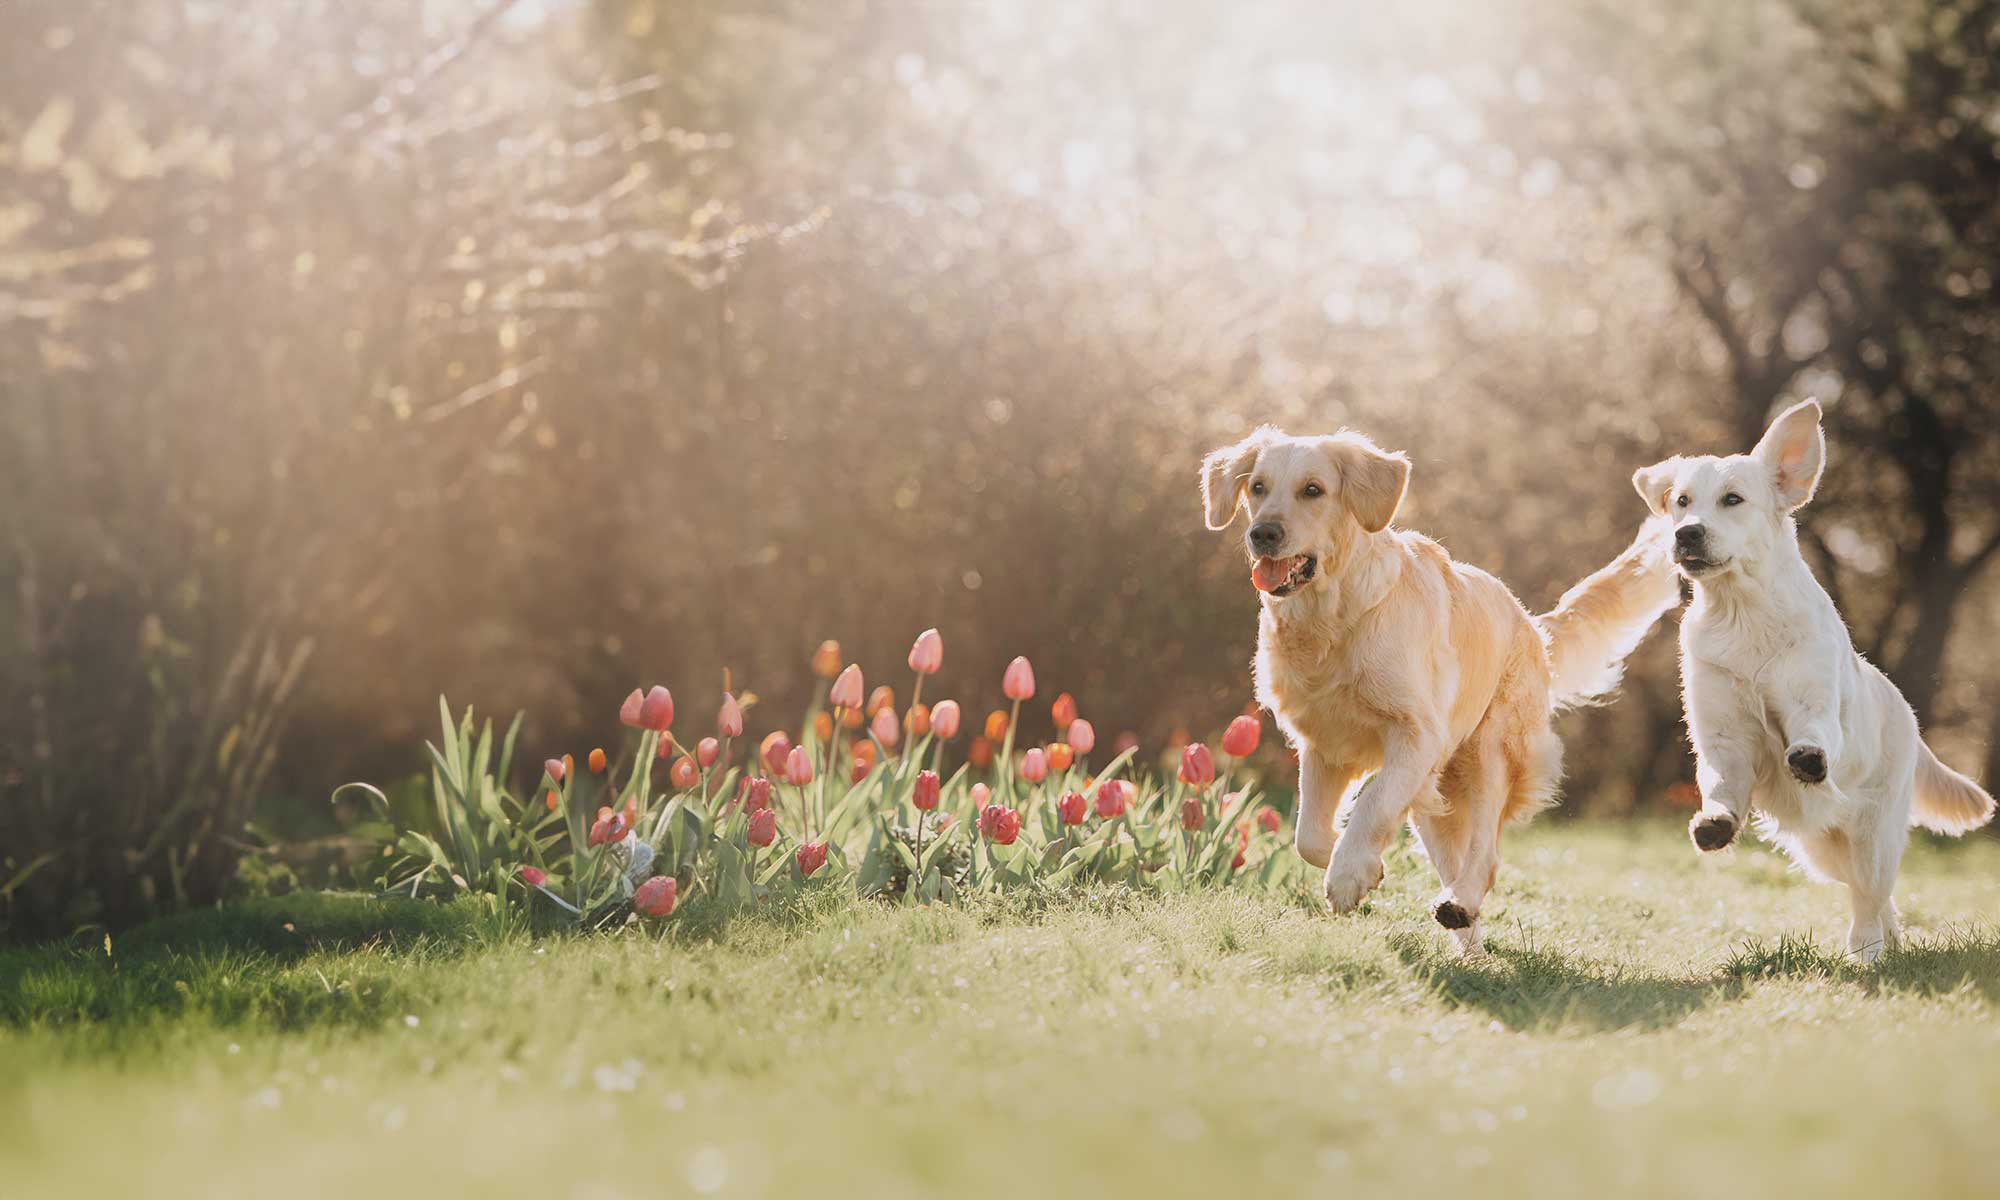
1798,816,1906,964
1415,743,1506,955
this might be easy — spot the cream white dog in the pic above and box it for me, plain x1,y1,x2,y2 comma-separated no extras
1635,400,1995,961
1203,426,1679,952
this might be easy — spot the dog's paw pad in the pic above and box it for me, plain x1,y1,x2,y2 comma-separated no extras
1786,745,1827,784
1690,812,1738,852
1433,899,1472,930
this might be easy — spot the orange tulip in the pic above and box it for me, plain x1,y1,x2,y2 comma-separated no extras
984,709,1009,741
968,736,994,769
670,755,699,789
1051,692,1077,730
866,684,895,717
588,747,607,774
814,712,834,742
852,739,879,768
812,640,842,679
1047,742,1074,772
545,788,559,813
907,702,931,737
841,706,864,729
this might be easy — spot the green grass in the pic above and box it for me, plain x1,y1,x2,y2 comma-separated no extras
5,822,2000,1198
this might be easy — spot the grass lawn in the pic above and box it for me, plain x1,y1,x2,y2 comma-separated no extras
5,821,2000,1199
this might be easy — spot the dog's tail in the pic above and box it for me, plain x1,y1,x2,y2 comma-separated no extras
1535,517,1682,707
1912,740,1996,835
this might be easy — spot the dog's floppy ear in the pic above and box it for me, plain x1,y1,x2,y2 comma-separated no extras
1631,459,1679,516
1331,434,1409,534
1751,400,1825,510
1200,428,1272,531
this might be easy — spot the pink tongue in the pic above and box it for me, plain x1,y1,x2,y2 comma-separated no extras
1252,556,1297,593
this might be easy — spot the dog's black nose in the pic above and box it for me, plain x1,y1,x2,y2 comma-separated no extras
1674,523,1705,549
1249,522,1284,555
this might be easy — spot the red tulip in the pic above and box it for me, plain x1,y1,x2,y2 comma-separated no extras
589,807,628,848
1056,791,1087,826
908,628,944,675
913,769,941,811
697,737,721,768
637,686,674,732
670,755,699,789
870,706,900,747
1222,715,1262,758
829,664,864,711
796,841,829,877
929,700,962,739
634,875,677,917
1094,780,1128,820
1051,692,1077,730
979,804,1022,844
812,640,842,678
1178,742,1216,787
1232,847,1247,870
747,806,777,847
543,758,566,784
744,777,773,812
1066,719,1095,755
1180,796,1205,831
907,703,931,737
718,693,744,739
1002,656,1035,702
784,745,815,787
1047,742,1074,772
589,747,607,774
968,737,994,769
519,865,547,888
761,732,791,775
1257,807,1281,834
867,685,895,716
618,688,645,727
849,760,869,784
1019,747,1049,783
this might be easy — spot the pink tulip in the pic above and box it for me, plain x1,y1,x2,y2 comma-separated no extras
978,804,1021,845
1056,791,1087,826
784,745,815,787
970,782,991,809
543,757,566,784
908,628,944,675
796,841,829,878
1222,715,1262,758
697,737,721,768
1019,747,1048,783
718,693,744,739
744,777,773,812
747,807,777,847
638,686,674,732
913,769,941,811
670,755,699,789
1178,742,1216,787
619,688,645,727
519,865,547,887
870,706,900,747
929,700,962,740
1094,780,1128,820
634,875,677,917
829,664,864,711
1065,719,1095,755
1051,692,1078,730
1002,656,1035,702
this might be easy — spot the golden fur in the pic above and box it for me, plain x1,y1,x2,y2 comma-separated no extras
1202,426,1678,951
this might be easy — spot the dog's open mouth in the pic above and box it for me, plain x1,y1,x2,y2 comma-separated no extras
1673,552,1728,576
1252,554,1317,596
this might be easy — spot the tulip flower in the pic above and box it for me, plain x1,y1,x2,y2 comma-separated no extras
543,758,566,784
867,685,895,716
1180,796,1205,831
908,628,944,675
907,703,931,737
913,769,941,811
545,788,560,813
1094,780,1128,820
784,745,815,787
979,804,1022,845
1056,791,1087,826
588,807,627,848
744,776,773,812
761,732,792,775
968,737,994,769
1051,692,1077,729
1066,719,1095,755
1020,747,1048,783
1257,807,1281,834
812,712,834,743
634,875,677,917
812,640,842,678
841,706,864,729
670,755,699,789
747,806,777,847
619,688,645,727
870,706,900,747
697,737,720,768
519,865,547,887
622,797,639,828
636,686,673,732
589,747,607,774
1047,742,1074,772
850,760,870,784
970,782,991,809
1178,742,1216,787
984,710,1009,741
852,739,879,768
1002,656,1035,702
1112,731,1140,756
1222,715,1262,758
929,700,962,739
829,664,864,711
718,693,745,739
796,841,829,877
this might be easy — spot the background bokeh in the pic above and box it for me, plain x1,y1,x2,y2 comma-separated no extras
5,0,1997,934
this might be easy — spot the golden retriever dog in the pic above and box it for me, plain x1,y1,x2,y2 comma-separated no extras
1202,426,1678,951
1635,400,1994,961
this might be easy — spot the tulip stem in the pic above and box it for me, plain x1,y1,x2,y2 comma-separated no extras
999,697,1022,807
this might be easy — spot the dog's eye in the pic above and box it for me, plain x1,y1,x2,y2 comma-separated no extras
1721,493,1744,507
1675,494,1691,508
1249,480,1266,497
1300,482,1324,499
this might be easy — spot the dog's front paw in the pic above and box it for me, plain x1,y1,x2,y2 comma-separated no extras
1323,857,1384,914
1690,811,1738,853
1786,744,1828,784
